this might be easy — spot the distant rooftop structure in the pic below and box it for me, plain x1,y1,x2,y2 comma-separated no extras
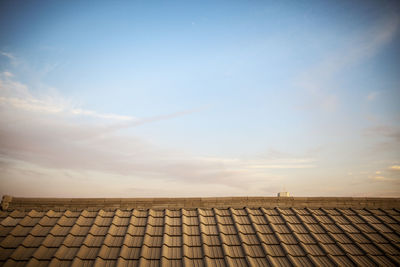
0,195,399,266
277,192,290,197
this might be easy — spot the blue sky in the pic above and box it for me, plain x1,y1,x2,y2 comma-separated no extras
0,0,399,197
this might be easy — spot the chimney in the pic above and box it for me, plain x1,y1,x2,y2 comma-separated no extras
277,192,290,197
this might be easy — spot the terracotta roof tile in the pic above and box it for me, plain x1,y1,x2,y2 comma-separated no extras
294,233,315,244
262,244,285,256
9,225,32,237
140,246,161,259
309,255,335,266
242,244,265,257
31,246,57,260
61,235,85,247
103,235,124,247
0,247,16,261
267,255,291,266
330,255,356,266
320,243,345,255
82,234,105,247
18,216,41,227
240,233,260,245
183,234,201,246
21,235,45,248
75,245,101,259
289,255,313,266
204,257,226,267
97,246,121,259
182,225,199,236
10,246,37,260
165,225,181,236
160,258,182,266
258,233,279,244
183,245,203,258
203,244,224,258
49,225,71,236
161,246,182,259
182,258,204,266
119,245,141,259
53,245,79,260
0,235,25,248
42,235,65,247
1,196,399,265
370,255,398,266
225,257,247,266
246,256,271,266
302,244,325,256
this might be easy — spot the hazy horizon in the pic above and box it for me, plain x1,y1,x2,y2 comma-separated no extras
0,0,399,198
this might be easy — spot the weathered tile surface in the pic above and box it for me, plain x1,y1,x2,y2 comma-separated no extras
0,196,399,266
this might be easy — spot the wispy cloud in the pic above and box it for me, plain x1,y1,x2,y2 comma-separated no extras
0,74,294,197
297,15,399,111
0,51,15,60
389,165,400,171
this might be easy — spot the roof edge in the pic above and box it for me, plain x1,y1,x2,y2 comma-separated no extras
2,195,399,211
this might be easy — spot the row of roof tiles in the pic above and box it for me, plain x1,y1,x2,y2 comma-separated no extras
1,207,399,267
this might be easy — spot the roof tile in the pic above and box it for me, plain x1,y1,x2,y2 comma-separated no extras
203,244,224,258
182,245,202,258
225,257,248,266
61,235,85,247
75,245,101,259
21,235,45,248
97,246,121,259
282,244,306,256
0,235,25,248
10,246,37,260
202,235,221,246
182,216,199,226
119,245,141,259
204,257,226,267
262,244,285,256
302,244,325,256
183,258,205,267
103,235,124,247
140,246,161,259
242,244,265,257
123,234,143,247
42,235,65,247
53,245,79,260
0,199,399,265
32,246,58,260
258,233,279,245
183,234,201,246
309,255,335,266
161,246,182,259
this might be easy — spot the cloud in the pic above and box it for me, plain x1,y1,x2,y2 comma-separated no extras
0,51,15,60
296,15,399,111
0,74,302,197
389,165,400,171
2,72,13,77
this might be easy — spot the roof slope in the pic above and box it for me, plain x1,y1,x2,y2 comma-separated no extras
0,197,399,266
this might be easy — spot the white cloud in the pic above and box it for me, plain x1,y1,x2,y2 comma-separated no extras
0,75,295,197
2,72,13,77
0,51,15,60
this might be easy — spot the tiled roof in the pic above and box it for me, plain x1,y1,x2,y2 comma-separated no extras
0,196,399,266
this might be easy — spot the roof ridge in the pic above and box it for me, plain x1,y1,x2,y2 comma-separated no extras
3,196,400,211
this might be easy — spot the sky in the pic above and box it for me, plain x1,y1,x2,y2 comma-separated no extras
0,0,399,198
